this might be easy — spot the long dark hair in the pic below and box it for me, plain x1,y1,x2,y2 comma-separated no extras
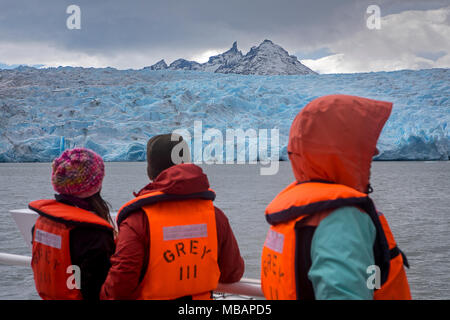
84,192,114,227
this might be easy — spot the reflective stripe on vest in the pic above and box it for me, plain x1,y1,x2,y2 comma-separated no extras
117,190,220,300
261,182,411,300
29,200,114,300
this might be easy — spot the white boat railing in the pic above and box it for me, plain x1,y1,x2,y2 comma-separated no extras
215,278,263,298
0,252,32,267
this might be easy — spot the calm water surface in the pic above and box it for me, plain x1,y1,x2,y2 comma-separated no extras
0,161,449,299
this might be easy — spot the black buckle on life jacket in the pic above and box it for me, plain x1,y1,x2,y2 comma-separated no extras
390,246,410,269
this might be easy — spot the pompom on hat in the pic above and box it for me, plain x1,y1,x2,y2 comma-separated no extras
51,148,105,198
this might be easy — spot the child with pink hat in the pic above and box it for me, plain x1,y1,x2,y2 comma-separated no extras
29,148,115,300
51,147,105,199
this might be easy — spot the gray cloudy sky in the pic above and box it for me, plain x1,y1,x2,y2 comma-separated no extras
0,0,449,73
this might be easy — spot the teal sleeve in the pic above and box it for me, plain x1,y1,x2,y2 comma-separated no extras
307,206,376,300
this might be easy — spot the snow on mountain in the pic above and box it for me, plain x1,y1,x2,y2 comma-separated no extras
168,59,202,71
218,40,315,75
145,59,167,70
201,41,244,73
147,40,316,75
0,67,448,162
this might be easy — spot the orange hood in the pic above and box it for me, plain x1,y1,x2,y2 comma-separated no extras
288,94,392,193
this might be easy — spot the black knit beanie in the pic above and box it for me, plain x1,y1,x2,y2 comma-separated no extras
146,133,190,180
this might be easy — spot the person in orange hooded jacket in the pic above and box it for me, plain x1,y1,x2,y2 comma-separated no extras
261,94,411,300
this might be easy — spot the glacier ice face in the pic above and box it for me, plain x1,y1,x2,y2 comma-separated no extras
0,67,449,162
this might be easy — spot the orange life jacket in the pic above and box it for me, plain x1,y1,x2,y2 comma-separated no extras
261,181,411,300
116,189,220,300
29,199,114,300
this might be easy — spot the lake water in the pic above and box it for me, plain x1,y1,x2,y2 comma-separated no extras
0,161,449,300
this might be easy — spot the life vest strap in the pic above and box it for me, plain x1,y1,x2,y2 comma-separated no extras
266,196,370,226
390,246,410,268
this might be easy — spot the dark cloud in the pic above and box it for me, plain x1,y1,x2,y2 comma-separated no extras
0,0,448,68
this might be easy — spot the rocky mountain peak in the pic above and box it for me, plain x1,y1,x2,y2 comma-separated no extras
146,40,316,75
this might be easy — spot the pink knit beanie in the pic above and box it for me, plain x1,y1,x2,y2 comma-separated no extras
51,148,105,198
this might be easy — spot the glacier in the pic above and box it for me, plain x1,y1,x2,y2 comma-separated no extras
0,66,449,162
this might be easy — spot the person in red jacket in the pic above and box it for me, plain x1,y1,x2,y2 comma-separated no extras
100,134,244,300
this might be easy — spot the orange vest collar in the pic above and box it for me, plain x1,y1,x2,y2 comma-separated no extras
116,189,216,226
29,199,113,230
265,181,369,225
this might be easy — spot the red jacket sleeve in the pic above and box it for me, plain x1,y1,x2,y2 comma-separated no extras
214,207,245,283
100,210,148,300
100,206,244,299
